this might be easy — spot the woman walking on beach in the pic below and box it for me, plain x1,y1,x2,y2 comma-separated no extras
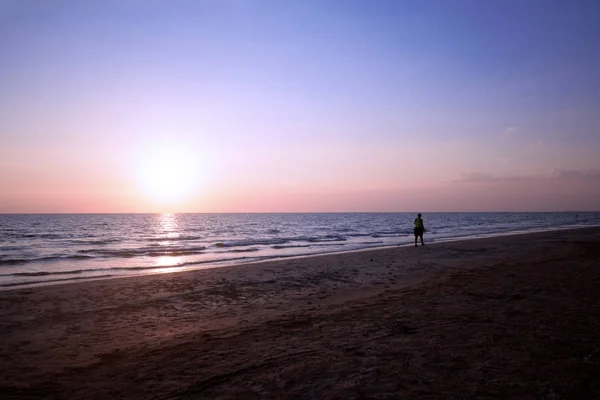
414,213,425,247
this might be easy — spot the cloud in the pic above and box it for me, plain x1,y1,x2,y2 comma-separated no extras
551,169,600,180
457,169,600,184
457,173,533,183
503,126,517,137
458,173,500,182
526,140,543,149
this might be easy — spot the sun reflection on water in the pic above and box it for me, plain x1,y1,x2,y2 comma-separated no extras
159,213,179,233
152,265,189,274
154,255,183,267
152,214,185,272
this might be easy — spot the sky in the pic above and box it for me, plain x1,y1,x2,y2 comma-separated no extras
1,0,599,213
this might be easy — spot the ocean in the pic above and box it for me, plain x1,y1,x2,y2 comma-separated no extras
1,212,598,289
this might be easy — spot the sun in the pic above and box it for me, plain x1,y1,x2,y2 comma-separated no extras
135,144,200,205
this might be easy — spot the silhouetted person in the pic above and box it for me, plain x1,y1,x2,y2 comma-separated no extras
414,213,425,247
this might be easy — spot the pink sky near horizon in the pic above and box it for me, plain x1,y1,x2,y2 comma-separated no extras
1,1,600,213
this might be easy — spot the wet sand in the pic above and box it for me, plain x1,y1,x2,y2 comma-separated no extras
1,228,599,399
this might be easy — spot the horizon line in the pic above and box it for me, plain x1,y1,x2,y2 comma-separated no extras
1,211,597,215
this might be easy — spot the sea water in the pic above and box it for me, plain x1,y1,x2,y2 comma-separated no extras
1,212,598,288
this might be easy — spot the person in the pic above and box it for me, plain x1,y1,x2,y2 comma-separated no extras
414,213,425,247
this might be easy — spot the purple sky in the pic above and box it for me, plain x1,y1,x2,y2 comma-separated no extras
1,0,599,212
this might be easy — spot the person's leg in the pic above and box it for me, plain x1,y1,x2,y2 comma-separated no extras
420,233,425,246
414,235,418,247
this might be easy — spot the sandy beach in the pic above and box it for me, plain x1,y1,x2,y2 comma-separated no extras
1,227,599,399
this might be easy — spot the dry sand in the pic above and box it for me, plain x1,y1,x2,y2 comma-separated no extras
1,228,599,399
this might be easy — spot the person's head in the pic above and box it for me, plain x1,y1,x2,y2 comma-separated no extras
417,213,421,218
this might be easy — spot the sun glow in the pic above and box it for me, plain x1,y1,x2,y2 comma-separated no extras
135,144,202,205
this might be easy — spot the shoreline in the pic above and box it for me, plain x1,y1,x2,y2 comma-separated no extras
1,227,599,398
2,224,598,292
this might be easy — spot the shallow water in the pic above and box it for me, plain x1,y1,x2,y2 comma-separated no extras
1,212,598,288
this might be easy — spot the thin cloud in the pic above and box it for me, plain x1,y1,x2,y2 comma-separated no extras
526,140,543,149
551,169,600,180
456,173,533,183
458,173,499,182
503,126,517,137
457,169,600,183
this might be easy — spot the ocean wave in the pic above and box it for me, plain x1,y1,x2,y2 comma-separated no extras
9,271,74,277
222,248,260,253
0,274,115,288
308,236,346,242
0,267,110,277
4,231,97,241
0,245,23,251
371,230,408,237
68,238,121,245
0,256,261,278
5,233,36,239
271,244,311,249
0,254,94,266
347,229,413,238
311,243,346,247
213,234,349,248
0,259,29,265
214,238,290,248
77,246,207,258
145,235,205,242
0,266,160,278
